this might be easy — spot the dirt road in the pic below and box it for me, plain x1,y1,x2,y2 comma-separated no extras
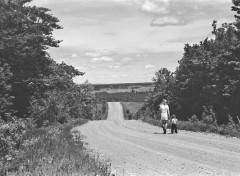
74,102,240,176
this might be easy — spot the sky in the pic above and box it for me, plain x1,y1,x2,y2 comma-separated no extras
31,0,234,84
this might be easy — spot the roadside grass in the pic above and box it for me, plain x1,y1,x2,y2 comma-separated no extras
4,119,111,176
121,102,144,120
141,116,240,138
134,105,240,138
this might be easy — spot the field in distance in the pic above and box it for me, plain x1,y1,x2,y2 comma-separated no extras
93,82,154,93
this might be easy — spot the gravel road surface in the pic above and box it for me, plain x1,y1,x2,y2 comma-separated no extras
74,102,240,176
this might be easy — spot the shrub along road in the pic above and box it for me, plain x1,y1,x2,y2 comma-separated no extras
74,102,240,176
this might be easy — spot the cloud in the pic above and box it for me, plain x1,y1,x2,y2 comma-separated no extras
111,74,118,78
105,32,117,36
75,66,86,71
72,53,78,57
145,64,155,68
122,74,128,78
86,49,115,58
111,73,128,78
91,65,97,69
108,65,121,69
86,52,101,57
91,56,114,62
32,0,233,84
121,57,132,63
140,0,169,14
151,16,185,27
138,0,232,27
97,75,105,78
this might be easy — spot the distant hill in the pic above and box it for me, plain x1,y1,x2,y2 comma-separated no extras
93,82,154,91
93,82,154,102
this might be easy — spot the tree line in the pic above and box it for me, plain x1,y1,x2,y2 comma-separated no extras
144,3,240,125
0,0,97,168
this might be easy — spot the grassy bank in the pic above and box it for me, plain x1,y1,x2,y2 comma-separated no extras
3,119,110,176
141,116,240,138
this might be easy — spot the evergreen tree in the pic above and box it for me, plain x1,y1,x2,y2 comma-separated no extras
0,62,13,122
146,18,240,123
0,0,62,117
146,68,175,114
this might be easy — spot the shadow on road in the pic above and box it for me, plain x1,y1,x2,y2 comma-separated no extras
153,132,173,134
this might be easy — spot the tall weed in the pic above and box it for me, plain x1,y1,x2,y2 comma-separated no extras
3,119,111,176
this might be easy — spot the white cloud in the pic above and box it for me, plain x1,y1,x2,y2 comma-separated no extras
121,57,132,63
140,0,170,14
136,53,148,58
122,74,128,77
111,73,128,78
151,16,182,26
33,0,233,84
145,64,155,68
72,53,78,58
75,66,86,71
109,65,120,69
86,52,101,57
111,74,118,78
91,56,114,62
99,49,115,55
91,65,97,68
97,75,105,78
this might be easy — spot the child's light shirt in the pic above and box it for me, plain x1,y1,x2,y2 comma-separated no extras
172,118,178,124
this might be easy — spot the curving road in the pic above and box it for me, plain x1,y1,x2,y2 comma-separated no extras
74,102,240,176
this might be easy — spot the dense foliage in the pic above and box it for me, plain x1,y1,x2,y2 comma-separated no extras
141,4,240,125
0,0,85,118
140,114,240,138
5,119,110,176
0,0,98,173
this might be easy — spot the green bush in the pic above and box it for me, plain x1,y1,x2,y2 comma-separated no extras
121,102,134,120
217,117,240,138
3,119,111,176
0,118,27,172
92,101,108,120
30,83,95,127
141,113,240,138
30,91,70,127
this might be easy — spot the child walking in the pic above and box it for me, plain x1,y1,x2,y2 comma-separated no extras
171,114,178,134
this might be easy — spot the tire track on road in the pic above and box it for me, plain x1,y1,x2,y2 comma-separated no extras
74,102,240,176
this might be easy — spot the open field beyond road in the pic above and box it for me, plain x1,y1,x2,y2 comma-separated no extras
74,102,240,176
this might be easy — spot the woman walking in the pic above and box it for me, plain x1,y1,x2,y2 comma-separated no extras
159,99,170,134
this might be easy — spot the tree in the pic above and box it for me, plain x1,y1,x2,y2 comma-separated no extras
145,20,240,123
0,0,93,171
0,62,13,122
146,68,175,113
174,39,216,119
0,0,62,117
